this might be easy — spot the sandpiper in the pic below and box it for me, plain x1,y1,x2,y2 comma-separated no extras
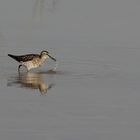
8,50,56,72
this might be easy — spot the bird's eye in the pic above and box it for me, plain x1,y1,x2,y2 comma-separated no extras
41,51,49,55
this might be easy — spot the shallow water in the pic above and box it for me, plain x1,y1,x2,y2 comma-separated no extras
1,0,140,140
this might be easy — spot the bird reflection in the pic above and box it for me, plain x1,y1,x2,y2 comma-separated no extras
7,72,55,95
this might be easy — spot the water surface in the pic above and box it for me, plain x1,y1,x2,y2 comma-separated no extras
0,0,140,140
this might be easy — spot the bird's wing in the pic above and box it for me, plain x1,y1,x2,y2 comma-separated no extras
18,54,40,62
8,54,39,62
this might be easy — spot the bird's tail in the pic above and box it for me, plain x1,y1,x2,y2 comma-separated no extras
8,54,20,62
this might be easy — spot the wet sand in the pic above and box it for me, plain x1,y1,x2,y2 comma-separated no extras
0,0,140,140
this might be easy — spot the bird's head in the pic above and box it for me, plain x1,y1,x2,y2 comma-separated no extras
40,50,56,61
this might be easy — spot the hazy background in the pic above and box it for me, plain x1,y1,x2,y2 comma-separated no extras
0,0,140,140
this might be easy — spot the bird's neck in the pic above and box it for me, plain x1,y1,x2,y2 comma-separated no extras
40,55,49,62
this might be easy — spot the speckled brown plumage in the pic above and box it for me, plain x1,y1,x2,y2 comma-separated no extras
8,51,56,72
8,54,40,62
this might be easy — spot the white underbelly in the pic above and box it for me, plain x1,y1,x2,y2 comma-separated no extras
22,61,40,70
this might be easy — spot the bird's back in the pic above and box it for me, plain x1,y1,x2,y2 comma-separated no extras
8,54,40,62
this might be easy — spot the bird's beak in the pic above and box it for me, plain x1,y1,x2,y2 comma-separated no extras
48,54,56,61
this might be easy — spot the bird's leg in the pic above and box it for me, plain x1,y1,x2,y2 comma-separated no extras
18,65,29,73
18,65,22,73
